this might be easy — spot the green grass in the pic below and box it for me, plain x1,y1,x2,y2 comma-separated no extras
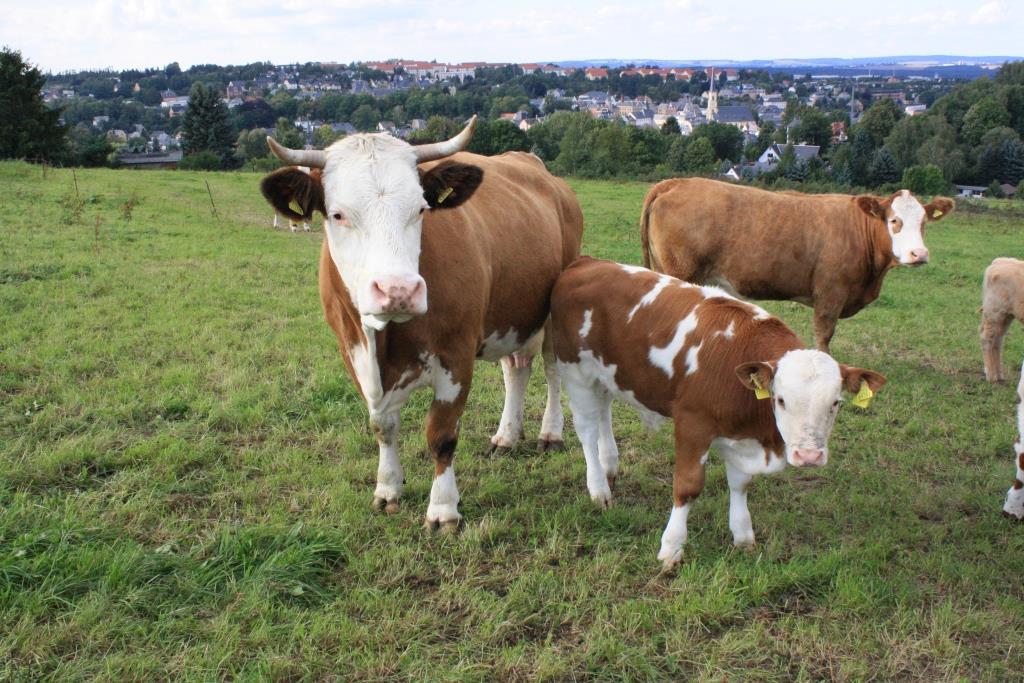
2,160,1023,681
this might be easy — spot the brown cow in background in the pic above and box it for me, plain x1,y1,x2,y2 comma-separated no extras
641,178,954,351
981,257,1024,383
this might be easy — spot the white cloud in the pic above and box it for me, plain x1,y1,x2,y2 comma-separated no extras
970,1,1007,25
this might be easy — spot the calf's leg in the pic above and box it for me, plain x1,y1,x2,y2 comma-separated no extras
565,378,613,508
658,414,712,570
724,462,755,548
980,311,1012,382
489,355,531,451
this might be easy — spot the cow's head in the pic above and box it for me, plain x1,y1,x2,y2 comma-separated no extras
260,117,483,330
736,350,886,467
856,190,954,266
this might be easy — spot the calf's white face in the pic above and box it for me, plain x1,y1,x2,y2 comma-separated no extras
737,349,886,468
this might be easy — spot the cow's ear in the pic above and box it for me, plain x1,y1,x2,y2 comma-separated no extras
924,197,954,221
855,195,886,219
735,361,776,396
420,161,483,210
839,365,887,394
260,167,325,220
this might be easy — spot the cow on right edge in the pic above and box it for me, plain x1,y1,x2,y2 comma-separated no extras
1002,360,1024,520
641,178,954,351
980,257,1024,383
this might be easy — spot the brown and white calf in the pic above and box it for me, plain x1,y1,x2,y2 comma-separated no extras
1003,360,1024,519
550,257,886,569
641,178,954,351
981,257,1024,383
260,118,584,529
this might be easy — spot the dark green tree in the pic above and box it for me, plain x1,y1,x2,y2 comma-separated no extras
901,164,949,195
1000,138,1024,185
961,97,1011,145
683,137,717,173
691,121,743,165
869,147,899,186
661,116,681,136
180,82,235,165
0,47,66,161
859,98,903,147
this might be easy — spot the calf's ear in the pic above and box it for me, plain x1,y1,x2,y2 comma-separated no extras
735,361,776,394
855,195,886,219
260,167,325,220
420,161,484,210
839,366,887,394
924,197,954,221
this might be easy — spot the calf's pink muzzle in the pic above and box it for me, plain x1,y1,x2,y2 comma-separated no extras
791,448,825,467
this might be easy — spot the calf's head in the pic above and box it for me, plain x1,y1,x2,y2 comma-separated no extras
260,117,483,330
736,349,886,467
857,190,954,266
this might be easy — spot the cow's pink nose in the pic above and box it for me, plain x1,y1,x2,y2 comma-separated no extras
908,248,929,264
368,275,427,316
792,449,825,467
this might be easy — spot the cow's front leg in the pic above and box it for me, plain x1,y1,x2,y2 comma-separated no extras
725,461,755,548
425,365,472,532
812,305,839,353
538,326,565,452
371,409,403,513
658,414,712,571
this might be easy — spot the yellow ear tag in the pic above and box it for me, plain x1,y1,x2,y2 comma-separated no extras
851,380,874,409
437,187,454,204
289,200,303,214
751,374,770,400
932,209,943,218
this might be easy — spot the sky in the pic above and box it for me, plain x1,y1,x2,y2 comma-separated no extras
1,0,1021,73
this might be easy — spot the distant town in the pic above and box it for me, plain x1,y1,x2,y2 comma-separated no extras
33,54,1024,197
43,57,973,153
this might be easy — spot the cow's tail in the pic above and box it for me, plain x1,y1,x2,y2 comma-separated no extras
640,180,672,269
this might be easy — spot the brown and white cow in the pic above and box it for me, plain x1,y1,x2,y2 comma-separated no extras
640,178,954,351
1003,360,1024,519
980,257,1024,382
550,257,886,569
259,118,584,529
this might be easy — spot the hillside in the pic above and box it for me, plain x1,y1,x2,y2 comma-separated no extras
2,162,1023,680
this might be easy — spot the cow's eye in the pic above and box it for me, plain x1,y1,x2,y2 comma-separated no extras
777,397,785,409
832,400,840,409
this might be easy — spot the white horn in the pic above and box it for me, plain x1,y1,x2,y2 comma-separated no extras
266,137,327,168
413,115,478,163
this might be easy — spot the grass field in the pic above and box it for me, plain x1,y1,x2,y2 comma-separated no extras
2,160,1024,681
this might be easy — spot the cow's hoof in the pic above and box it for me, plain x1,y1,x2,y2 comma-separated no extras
657,549,682,574
486,443,514,457
424,517,462,534
372,496,401,514
606,474,617,490
733,538,756,551
538,437,566,452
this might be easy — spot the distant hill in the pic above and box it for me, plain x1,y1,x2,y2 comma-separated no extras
549,56,1021,79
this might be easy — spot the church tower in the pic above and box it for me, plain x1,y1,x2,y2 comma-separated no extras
706,67,719,121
